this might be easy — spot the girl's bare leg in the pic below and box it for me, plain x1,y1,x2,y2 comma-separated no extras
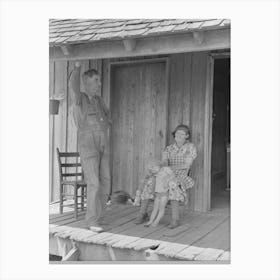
144,196,160,227
150,195,168,227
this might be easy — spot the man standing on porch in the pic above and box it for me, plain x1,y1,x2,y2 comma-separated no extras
69,62,112,232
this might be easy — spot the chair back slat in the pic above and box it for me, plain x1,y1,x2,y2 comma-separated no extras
56,148,84,182
62,172,83,177
61,163,82,168
58,152,80,157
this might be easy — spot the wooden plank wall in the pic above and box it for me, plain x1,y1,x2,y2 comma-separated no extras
49,59,101,201
51,61,68,201
168,52,209,211
168,54,192,144
110,60,168,196
49,52,210,212
49,61,55,202
189,53,208,211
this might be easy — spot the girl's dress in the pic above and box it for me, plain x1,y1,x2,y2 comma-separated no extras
140,174,156,200
154,166,175,194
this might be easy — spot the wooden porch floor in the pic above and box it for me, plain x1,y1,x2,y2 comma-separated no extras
49,192,230,261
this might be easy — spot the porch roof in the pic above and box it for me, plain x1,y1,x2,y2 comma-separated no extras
49,19,230,46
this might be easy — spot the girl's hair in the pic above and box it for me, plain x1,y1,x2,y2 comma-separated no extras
82,68,99,80
171,124,191,139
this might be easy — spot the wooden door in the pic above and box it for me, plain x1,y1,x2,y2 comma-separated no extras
110,60,168,196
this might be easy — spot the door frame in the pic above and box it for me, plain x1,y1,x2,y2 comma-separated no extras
206,51,230,210
108,57,170,196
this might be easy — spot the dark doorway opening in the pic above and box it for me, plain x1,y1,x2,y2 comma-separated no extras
211,58,230,209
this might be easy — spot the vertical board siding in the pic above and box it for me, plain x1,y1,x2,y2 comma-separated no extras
50,59,100,202
50,53,211,212
155,61,168,161
203,55,214,211
168,54,184,145
110,61,167,196
49,61,55,202
102,59,112,196
65,61,77,196
102,59,110,106
168,54,192,145
52,61,68,201
189,52,208,212
168,54,193,209
182,54,192,126
66,61,77,155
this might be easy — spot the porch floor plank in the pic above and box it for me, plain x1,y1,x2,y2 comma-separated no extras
49,196,230,257
171,214,229,248
160,214,212,242
50,212,86,226
64,205,139,230
192,218,230,251
142,211,200,241
49,211,85,223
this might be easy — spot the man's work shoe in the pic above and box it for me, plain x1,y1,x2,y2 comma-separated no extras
98,217,110,225
134,212,148,224
168,220,179,229
89,225,103,233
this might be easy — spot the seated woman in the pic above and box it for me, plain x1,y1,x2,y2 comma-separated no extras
134,124,197,229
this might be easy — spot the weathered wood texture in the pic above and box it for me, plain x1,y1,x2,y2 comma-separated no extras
50,29,230,61
168,53,192,144
49,59,101,201
50,52,212,212
110,59,168,196
49,61,55,202
189,52,209,212
51,61,68,201
49,196,230,260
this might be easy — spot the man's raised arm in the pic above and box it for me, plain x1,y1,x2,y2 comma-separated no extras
69,62,82,105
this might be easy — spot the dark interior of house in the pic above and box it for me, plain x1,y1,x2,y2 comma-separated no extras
211,58,230,208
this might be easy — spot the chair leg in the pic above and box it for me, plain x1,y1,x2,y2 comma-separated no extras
60,184,63,214
81,187,85,211
74,187,78,219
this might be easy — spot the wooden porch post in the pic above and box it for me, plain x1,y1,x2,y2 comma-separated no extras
203,54,214,211
189,52,214,212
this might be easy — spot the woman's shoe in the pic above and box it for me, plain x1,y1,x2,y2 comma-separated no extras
134,212,148,224
168,220,179,229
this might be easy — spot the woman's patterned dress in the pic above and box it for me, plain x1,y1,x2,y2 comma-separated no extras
141,141,197,203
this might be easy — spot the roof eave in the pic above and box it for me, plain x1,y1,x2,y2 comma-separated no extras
49,26,230,48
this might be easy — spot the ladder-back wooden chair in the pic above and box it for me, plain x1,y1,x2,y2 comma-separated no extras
56,148,87,219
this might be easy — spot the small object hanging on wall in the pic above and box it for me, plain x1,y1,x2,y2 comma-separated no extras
49,99,60,115
49,93,65,115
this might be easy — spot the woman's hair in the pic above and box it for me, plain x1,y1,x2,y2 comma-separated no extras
82,68,99,80
171,124,191,139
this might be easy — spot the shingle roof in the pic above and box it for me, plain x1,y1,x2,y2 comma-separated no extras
49,19,230,46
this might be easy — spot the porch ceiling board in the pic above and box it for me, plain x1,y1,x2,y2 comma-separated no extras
49,28,230,61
